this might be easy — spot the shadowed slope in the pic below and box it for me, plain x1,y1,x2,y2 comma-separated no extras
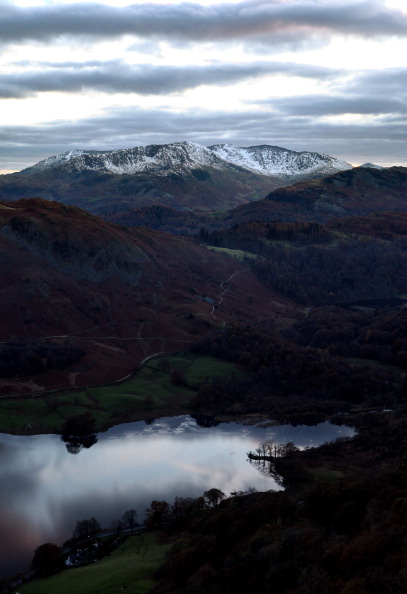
0,199,294,394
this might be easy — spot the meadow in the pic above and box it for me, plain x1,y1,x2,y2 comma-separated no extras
0,353,244,434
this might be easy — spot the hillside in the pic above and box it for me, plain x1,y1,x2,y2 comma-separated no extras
0,142,351,214
236,165,407,223
199,213,407,306
0,199,294,395
109,166,407,235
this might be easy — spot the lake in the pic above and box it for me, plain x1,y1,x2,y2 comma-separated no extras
0,415,354,578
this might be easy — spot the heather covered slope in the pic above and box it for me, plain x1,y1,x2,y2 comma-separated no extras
0,199,294,395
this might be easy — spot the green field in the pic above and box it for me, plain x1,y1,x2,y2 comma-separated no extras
0,353,245,434
206,245,259,262
18,532,171,594
310,466,345,483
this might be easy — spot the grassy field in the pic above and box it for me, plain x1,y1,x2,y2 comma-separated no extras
310,466,345,483
206,245,258,262
17,532,172,594
0,353,245,434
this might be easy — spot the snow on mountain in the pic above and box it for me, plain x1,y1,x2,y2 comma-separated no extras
22,141,352,179
24,142,233,176
36,149,101,169
358,163,386,170
209,144,351,176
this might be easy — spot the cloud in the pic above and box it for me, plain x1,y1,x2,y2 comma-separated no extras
0,59,342,98
251,66,407,117
271,95,406,117
347,68,407,97
0,1,405,46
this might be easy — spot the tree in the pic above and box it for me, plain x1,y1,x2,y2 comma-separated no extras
73,517,101,539
61,412,98,454
61,412,97,437
122,509,138,532
145,500,169,528
204,488,226,508
31,543,63,576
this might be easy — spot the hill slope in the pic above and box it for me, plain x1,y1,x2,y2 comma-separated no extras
109,166,407,234
0,199,294,395
227,165,407,225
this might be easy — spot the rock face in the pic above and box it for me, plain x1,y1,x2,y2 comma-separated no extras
0,198,294,394
0,142,351,213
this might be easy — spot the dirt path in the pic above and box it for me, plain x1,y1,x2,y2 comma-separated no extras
211,268,249,318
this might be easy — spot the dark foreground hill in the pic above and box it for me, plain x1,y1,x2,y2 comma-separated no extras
0,199,294,395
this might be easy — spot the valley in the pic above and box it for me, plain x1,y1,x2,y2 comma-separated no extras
1,148,407,593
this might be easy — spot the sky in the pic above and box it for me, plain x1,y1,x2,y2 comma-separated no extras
0,0,406,173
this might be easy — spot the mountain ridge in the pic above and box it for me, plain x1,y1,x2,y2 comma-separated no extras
19,141,352,179
0,141,352,214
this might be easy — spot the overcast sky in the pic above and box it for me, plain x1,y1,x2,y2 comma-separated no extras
0,0,406,172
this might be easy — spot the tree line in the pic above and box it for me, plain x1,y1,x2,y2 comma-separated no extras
190,325,404,423
28,488,228,579
0,337,85,378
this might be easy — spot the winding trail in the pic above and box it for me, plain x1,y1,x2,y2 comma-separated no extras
0,268,250,399
210,268,249,318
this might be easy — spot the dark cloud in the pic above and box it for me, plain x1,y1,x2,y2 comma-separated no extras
0,59,342,98
0,1,405,45
0,104,405,171
251,66,407,117
267,94,407,117
347,68,407,97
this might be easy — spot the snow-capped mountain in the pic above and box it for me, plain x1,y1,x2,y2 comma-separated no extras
358,163,386,170
21,142,236,176
2,141,353,214
21,141,352,179
208,143,351,177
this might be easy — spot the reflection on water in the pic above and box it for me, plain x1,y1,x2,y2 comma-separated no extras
0,416,354,578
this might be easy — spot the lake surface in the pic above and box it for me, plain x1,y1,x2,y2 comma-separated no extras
0,415,354,578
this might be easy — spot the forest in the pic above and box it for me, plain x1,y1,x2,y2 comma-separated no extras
200,219,407,304
189,324,404,423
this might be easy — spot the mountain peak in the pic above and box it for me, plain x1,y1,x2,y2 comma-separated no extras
20,142,352,179
2,142,353,214
208,144,351,177
358,163,386,170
